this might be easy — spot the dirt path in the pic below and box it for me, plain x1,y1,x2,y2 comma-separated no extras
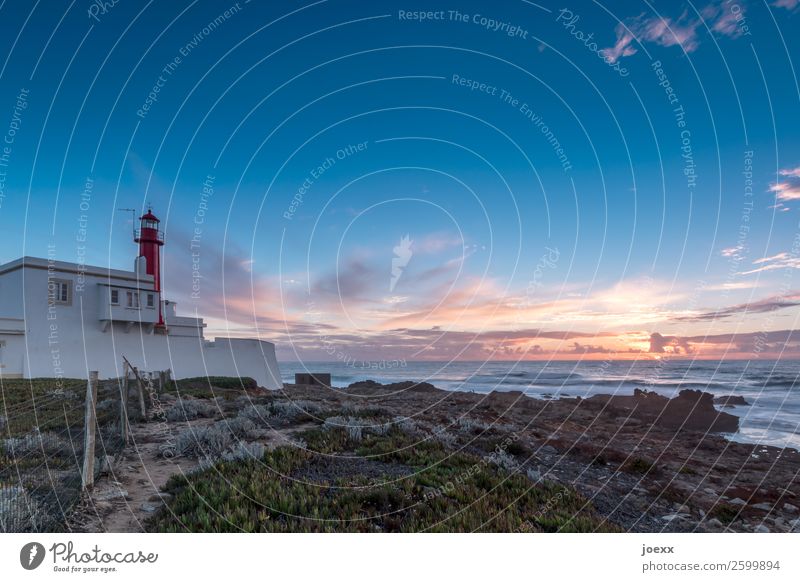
72,418,313,533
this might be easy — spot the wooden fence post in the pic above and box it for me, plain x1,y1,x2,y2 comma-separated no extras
81,371,99,490
119,371,129,446
135,367,147,420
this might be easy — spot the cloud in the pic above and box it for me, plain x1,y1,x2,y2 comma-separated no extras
603,2,747,63
701,3,746,38
721,245,745,258
672,291,800,322
649,332,694,354
773,0,799,9
569,342,616,354
739,252,800,275
649,329,800,357
311,257,379,302
603,23,639,62
768,165,800,209
770,182,800,201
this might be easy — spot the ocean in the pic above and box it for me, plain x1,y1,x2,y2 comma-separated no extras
279,359,800,450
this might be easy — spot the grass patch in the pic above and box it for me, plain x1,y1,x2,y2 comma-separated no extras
622,457,656,474
148,428,618,533
0,378,110,437
168,377,258,400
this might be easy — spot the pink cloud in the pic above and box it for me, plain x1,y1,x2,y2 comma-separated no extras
770,182,800,201
602,23,639,63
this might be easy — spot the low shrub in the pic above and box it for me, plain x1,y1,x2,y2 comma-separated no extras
166,399,217,422
3,430,72,458
623,457,656,474
323,416,401,442
237,404,272,426
272,400,323,421
221,441,266,462
432,427,457,448
392,416,419,435
487,449,519,472
175,424,234,459
457,416,494,434
178,376,258,391
219,416,257,439
0,486,45,532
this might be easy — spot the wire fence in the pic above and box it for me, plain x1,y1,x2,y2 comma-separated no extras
0,366,169,532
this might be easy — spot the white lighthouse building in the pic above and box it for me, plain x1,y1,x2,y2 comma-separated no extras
0,209,282,389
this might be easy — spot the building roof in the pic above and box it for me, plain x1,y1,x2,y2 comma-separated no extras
0,256,154,284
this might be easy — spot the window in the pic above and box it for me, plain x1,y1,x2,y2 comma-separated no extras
146,293,155,308
126,291,139,308
143,219,157,229
50,279,71,305
110,288,120,305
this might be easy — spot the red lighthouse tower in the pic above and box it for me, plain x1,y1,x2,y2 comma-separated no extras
134,207,165,326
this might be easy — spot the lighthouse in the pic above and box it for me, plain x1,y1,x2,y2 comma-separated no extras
0,204,282,388
134,207,165,327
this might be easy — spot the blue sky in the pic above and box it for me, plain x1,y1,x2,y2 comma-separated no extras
1,0,799,360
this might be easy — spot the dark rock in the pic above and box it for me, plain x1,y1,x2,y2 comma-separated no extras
588,389,739,434
347,380,381,389
346,380,439,394
714,395,749,407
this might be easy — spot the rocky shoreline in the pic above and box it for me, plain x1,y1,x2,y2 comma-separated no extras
280,379,800,532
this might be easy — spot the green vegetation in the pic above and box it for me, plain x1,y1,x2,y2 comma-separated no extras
148,426,618,533
168,377,258,400
623,457,656,474
0,378,91,437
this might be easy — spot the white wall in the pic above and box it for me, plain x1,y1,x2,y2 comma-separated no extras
0,268,26,376
0,264,282,389
0,267,24,318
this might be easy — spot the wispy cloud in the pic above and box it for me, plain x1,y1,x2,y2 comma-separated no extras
721,245,745,258
770,166,800,209
739,252,800,275
672,291,800,321
603,2,747,63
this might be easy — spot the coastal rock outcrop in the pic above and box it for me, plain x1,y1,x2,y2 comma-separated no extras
714,395,750,407
589,389,739,434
